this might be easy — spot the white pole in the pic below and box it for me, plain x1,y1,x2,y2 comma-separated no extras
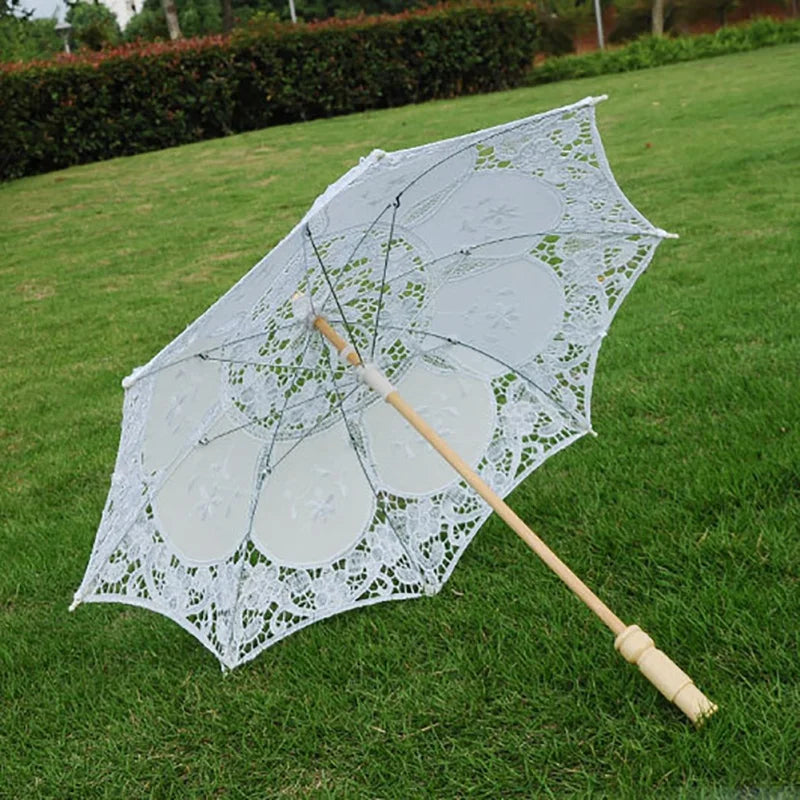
594,0,605,50
288,0,297,23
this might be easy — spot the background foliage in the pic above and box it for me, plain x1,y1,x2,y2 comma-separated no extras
1,0,795,64
3,11,798,182
0,13,61,60
66,0,122,50
530,14,800,82
0,3,540,181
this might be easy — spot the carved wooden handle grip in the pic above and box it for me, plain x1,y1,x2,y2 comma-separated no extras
615,625,718,725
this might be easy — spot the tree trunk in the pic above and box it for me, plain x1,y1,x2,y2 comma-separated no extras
161,0,182,40
593,0,604,50
652,0,664,37
221,0,233,32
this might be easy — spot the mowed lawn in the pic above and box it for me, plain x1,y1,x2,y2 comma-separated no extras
1,44,799,798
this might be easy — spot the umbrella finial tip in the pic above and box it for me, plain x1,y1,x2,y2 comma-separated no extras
362,148,387,164
122,366,145,389
655,227,679,240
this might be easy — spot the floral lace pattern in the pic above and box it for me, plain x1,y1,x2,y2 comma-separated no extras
72,96,671,668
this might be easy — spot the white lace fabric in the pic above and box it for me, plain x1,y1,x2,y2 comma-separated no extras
71,96,672,669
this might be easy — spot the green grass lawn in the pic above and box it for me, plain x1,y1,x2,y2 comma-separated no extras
2,44,799,798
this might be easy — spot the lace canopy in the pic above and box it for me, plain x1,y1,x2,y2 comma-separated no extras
71,96,672,668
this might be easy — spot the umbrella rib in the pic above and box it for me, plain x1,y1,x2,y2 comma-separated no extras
371,198,400,360
369,324,590,431
306,225,365,365
263,384,354,457
262,331,350,470
204,323,305,354
223,331,316,665
199,355,325,375
384,227,661,292
200,391,348,448
301,228,318,316
393,97,608,203
202,382,362,454
117,323,307,386
325,347,428,588
201,351,357,449
269,384,363,474
316,203,393,320
396,116,556,201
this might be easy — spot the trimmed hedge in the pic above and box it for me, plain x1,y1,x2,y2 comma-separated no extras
528,16,800,85
0,3,539,181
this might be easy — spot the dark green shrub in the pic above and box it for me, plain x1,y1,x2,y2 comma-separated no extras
0,3,539,181
0,16,63,62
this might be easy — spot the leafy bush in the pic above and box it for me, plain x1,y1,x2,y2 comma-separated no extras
0,3,539,181
66,1,122,51
529,15,800,84
0,16,62,62
122,8,169,41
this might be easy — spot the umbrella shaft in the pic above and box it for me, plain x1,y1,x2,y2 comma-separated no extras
313,315,626,636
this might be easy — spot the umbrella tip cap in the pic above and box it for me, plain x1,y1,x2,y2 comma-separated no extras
122,366,145,389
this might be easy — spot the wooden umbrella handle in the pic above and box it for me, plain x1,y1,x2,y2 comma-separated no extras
313,315,717,724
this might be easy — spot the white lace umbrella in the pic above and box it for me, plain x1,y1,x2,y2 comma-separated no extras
71,96,715,722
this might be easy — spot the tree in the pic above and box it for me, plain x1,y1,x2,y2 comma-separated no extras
123,6,167,39
161,0,182,38
0,15,62,62
652,0,664,35
125,0,423,39
66,1,121,50
714,0,738,26
127,0,227,39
